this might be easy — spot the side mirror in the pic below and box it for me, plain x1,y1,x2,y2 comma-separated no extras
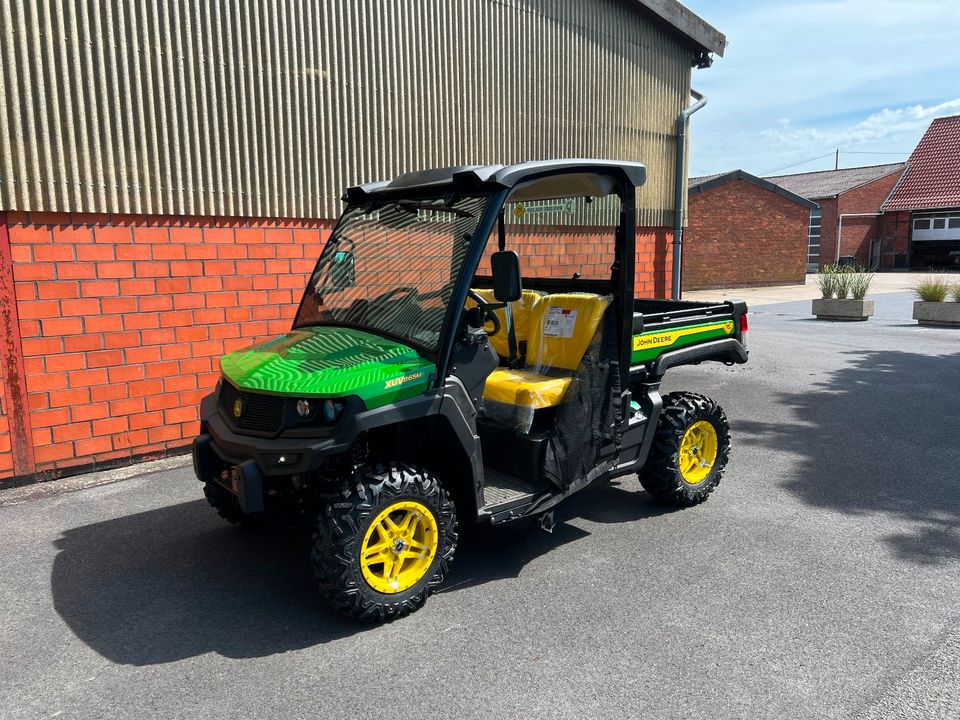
490,250,522,302
329,249,356,291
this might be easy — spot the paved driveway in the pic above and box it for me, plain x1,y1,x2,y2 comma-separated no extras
2,292,958,719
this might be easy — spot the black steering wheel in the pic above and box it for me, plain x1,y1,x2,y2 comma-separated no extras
466,290,501,337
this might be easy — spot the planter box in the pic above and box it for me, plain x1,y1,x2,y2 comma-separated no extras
812,298,874,321
913,301,960,327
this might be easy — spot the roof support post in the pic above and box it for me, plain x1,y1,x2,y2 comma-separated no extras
672,89,706,300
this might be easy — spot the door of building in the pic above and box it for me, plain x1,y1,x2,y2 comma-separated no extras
869,238,881,269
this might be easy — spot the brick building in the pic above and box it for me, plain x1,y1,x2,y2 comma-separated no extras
682,170,817,290
881,114,960,269
766,164,905,270
0,0,726,486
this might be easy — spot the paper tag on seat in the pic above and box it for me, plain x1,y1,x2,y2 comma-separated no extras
543,307,577,338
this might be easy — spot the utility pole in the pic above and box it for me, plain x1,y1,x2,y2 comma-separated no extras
835,148,839,170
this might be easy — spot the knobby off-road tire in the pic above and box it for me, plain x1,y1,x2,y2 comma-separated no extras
203,480,257,526
639,392,730,507
312,463,458,622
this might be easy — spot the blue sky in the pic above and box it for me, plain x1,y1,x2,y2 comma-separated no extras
681,0,960,177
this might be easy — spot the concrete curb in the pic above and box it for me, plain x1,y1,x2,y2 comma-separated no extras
0,454,192,507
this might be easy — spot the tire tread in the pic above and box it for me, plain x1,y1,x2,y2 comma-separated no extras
639,391,730,507
312,463,458,622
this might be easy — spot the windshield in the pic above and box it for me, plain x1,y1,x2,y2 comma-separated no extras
293,195,489,353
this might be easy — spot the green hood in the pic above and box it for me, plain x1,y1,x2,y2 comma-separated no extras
220,326,435,408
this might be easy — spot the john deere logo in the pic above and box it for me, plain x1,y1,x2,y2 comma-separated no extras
233,399,243,418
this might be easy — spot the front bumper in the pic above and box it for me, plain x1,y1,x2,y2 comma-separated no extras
193,437,265,513
191,389,444,512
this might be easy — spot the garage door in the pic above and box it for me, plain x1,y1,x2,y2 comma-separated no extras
912,213,960,269
913,214,960,241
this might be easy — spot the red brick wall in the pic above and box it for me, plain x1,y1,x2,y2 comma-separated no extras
636,228,673,298
815,197,838,268
0,211,671,486
818,171,903,267
682,179,810,290
879,211,911,268
0,211,332,485
480,225,672,298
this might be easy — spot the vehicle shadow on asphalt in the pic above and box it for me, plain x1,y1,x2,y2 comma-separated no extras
50,482,667,664
736,348,960,566
442,482,671,594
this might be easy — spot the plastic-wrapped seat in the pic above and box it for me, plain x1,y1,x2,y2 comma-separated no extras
482,292,611,432
467,288,541,360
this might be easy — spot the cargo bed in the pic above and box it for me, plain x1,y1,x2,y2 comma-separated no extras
630,298,749,380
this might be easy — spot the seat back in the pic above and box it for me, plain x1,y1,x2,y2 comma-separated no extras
525,293,611,372
468,288,541,359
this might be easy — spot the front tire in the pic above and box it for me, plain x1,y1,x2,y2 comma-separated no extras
312,463,458,622
639,392,730,507
203,480,256,526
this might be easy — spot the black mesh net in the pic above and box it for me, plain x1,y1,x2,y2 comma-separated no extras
543,303,621,490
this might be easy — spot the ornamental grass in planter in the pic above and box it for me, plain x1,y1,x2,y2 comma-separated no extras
812,265,875,321
912,276,960,327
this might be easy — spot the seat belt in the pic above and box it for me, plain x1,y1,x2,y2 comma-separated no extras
498,211,520,368
505,304,519,365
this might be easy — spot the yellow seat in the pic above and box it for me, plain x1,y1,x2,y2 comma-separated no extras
467,288,541,359
481,368,572,409
482,292,611,413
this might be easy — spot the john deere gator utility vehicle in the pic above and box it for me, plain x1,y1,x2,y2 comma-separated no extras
193,160,749,621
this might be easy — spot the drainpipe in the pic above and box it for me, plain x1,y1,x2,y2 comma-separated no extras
836,212,882,264
672,89,707,300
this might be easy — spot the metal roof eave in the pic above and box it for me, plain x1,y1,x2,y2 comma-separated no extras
630,0,726,58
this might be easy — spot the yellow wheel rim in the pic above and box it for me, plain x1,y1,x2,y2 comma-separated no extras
678,420,718,485
360,500,439,594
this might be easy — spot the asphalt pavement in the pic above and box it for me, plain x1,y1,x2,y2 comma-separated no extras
2,291,959,720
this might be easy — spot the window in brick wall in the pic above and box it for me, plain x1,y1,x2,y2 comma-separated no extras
807,208,822,270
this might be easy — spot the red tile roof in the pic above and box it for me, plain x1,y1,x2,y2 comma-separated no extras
883,114,960,211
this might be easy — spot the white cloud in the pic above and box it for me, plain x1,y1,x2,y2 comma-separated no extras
762,98,960,150
683,0,960,175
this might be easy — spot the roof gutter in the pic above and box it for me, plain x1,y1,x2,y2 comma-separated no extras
672,89,707,300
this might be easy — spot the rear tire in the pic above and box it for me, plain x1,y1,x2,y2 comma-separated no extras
312,463,458,622
639,392,730,507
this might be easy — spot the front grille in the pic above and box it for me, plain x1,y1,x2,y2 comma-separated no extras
219,382,285,434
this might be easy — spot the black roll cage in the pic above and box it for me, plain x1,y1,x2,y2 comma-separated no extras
299,160,647,397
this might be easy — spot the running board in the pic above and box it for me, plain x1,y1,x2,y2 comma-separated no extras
480,468,539,522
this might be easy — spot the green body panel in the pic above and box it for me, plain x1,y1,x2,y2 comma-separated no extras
220,326,435,408
631,319,736,365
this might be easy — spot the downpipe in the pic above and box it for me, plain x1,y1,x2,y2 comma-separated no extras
671,89,707,300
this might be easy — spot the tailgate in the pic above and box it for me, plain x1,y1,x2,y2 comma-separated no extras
630,300,747,374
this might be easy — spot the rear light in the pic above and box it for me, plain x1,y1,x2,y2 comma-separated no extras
739,313,749,348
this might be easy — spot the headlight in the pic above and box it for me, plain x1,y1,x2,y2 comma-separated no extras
322,399,344,423
295,398,345,424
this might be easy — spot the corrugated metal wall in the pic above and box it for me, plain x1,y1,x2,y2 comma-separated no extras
0,0,692,226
